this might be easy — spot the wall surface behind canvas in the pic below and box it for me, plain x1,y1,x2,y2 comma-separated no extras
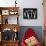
0,0,44,26
17,0,44,26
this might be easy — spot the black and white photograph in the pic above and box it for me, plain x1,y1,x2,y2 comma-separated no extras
23,8,37,19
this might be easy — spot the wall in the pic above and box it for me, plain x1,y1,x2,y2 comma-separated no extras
17,0,44,26
0,0,44,26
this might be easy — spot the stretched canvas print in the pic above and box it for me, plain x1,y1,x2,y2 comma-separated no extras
23,8,37,19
